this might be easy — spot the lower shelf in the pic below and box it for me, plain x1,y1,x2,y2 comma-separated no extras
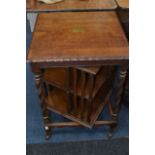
47,87,112,128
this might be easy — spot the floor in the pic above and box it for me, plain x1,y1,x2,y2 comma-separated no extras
27,138,129,155
26,19,129,144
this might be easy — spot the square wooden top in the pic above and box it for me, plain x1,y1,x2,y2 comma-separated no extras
27,12,128,65
116,0,129,9
27,0,117,12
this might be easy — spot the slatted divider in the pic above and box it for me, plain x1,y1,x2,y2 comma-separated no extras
66,67,73,114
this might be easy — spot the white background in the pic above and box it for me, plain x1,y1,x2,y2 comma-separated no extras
0,0,155,154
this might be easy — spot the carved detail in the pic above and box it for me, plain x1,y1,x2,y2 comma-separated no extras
27,56,129,63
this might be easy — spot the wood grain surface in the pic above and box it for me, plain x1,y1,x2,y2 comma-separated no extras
47,86,112,128
27,12,128,63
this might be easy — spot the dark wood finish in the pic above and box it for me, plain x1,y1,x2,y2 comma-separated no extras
27,11,129,139
114,67,127,113
115,0,129,107
27,0,117,12
87,74,94,121
66,68,73,113
31,65,52,139
27,12,128,64
47,81,113,128
72,68,78,114
107,66,128,118
117,9,129,39
79,71,86,119
45,65,115,128
42,66,114,100
107,66,128,137
121,69,129,107
117,9,129,23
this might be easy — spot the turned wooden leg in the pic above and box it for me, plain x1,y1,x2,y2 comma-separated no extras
107,99,118,138
121,69,129,107
32,68,52,140
114,67,127,114
108,66,127,138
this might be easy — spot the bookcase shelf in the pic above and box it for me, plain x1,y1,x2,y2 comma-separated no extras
47,85,113,128
43,66,114,100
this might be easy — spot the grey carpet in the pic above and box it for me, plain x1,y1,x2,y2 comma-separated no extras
26,138,129,155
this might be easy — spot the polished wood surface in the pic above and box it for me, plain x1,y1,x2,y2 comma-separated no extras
27,12,128,64
28,11,129,139
43,68,68,90
116,0,129,9
27,0,117,12
41,65,115,128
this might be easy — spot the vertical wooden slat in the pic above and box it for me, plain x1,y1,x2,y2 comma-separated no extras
86,74,95,122
73,68,78,115
79,71,86,119
66,67,73,113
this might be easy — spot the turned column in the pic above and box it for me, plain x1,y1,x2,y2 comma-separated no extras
31,63,52,139
108,66,127,137
114,66,127,113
